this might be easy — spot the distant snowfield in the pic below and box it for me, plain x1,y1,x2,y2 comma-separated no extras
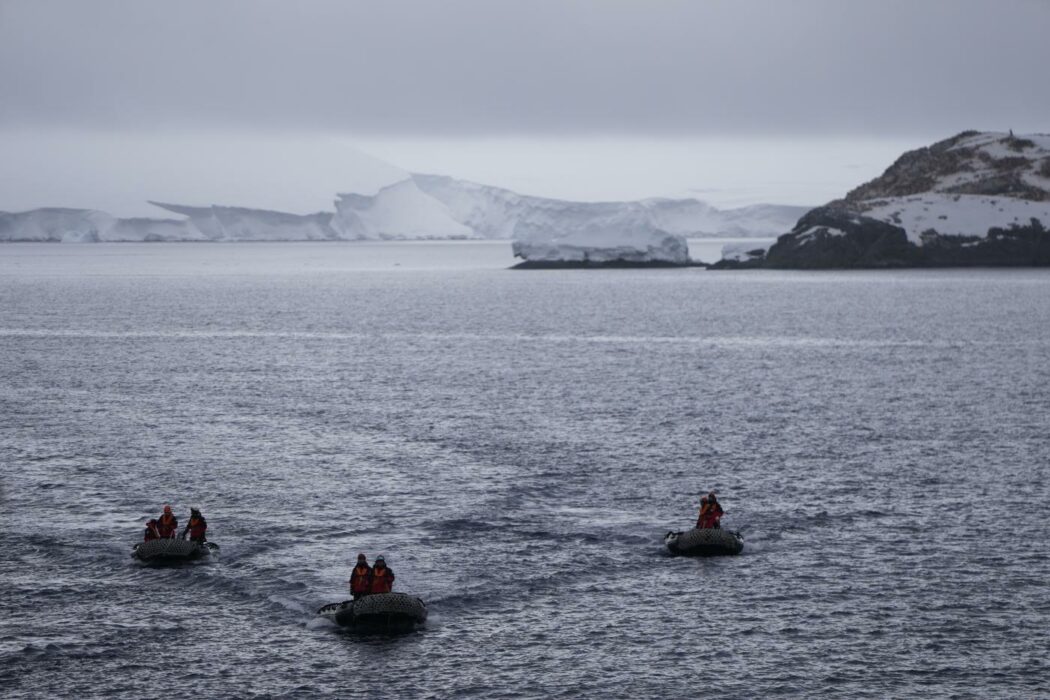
861,194,1050,244
0,172,810,245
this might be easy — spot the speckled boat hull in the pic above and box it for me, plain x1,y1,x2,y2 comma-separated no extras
132,538,216,562
318,593,428,631
665,528,744,556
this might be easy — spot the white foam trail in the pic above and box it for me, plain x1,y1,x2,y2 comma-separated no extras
1,327,1042,349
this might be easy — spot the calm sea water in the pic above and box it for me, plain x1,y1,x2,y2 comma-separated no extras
1,242,1048,699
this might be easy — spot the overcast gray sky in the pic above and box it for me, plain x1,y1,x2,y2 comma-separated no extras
1,0,1047,214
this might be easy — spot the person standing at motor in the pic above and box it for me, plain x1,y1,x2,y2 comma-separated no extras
182,507,207,543
349,554,373,600
156,505,178,538
368,555,395,594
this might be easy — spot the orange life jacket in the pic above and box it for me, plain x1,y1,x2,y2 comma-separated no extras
157,513,178,537
369,566,395,594
350,564,372,593
186,516,207,541
699,501,723,528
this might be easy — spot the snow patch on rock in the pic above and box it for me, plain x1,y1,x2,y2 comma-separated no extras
795,225,848,244
859,194,1050,244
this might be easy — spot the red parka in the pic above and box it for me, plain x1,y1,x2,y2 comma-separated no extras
699,501,724,529
349,564,372,595
185,515,207,543
368,565,395,594
157,513,178,538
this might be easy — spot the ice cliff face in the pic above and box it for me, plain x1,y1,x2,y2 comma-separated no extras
509,206,691,264
149,202,336,241
411,173,807,239
333,179,474,240
0,174,806,257
0,208,200,242
411,173,804,264
713,131,1050,269
412,174,687,262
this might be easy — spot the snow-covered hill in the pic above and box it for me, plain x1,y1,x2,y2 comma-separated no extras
841,131,1050,244
714,131,1050,268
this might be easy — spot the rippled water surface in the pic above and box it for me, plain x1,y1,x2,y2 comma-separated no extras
1,243,1048,699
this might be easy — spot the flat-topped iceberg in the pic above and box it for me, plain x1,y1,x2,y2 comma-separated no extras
149,202,335,241
509,203,690,266
0,207,201,242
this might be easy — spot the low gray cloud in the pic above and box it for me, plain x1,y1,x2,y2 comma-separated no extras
2,0,1047,137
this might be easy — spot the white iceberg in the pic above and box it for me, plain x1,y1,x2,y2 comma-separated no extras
332,179,474,240
510,206,690,265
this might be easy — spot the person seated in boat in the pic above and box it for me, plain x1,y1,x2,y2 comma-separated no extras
367,555,396,595
143,519,161,542
695,496,710,529
349,553,373,600
182,508,207,543
702,491,725,529
156,505,178,539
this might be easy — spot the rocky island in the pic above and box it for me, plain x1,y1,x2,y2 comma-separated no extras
713,131,1050,268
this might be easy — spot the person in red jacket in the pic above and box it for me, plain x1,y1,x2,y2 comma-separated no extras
696,496,709,529
156,505,178,538
348,554,372,600
368,555,395,594
700,491,725,529
143,519,161,542
182,508,207,543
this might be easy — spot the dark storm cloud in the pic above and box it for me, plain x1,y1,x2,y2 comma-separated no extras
1,0,1047,136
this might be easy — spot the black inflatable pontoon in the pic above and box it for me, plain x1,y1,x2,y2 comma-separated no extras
318,593,428,631
665,527,743,556
132,538,218,562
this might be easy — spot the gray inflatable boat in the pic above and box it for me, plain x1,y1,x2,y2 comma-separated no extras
665,528,744,556
132,538,217,562
318,593,428,631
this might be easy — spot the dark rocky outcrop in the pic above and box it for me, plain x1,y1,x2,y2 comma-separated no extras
839,131,1050,205
713,130,1050,269
713,208,1050,269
